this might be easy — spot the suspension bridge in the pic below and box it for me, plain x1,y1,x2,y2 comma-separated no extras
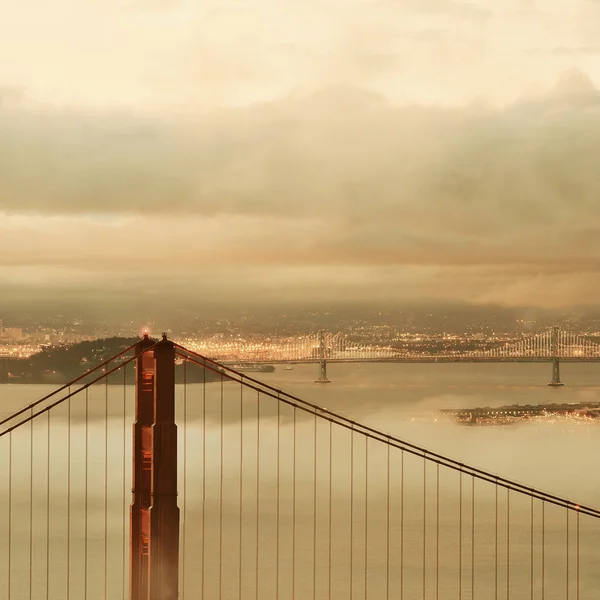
185,327,600,385
0,333,598,599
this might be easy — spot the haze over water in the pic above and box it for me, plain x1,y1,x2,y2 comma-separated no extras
1,362,599,599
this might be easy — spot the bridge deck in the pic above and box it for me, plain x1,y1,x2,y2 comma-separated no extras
222,356,600,364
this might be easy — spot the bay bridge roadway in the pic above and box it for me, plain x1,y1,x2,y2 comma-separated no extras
215,327,600,385
222,356,598,386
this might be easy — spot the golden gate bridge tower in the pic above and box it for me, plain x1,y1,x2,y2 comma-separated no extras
130,334,180,600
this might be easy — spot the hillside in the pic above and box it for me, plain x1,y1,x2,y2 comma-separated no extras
2,337,223,384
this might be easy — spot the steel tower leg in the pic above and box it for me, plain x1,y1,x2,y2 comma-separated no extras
131,334,180,600
550,357,563,387
315,330,331,383
130,334,155,600
548,326,564,387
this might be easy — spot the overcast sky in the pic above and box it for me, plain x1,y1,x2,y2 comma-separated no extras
2,0,600,318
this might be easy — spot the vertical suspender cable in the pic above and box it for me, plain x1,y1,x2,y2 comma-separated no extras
292,407,297,600
67,388,71,600
350,426,354,600
365,437,369,600
542,502,545,600
202,362,207,600
313,414,318,600
507,490,510,600
566,509,569,600
530,496,534,600
256,391,260,600
84,388,89,600
122,367,127,600
29,408,33,600
495,484,498,600
219,374,224,600
238,381,243,600
471,477,475,600
328,421,333,600
400,450,404,600
576,511,580,600
8,431,12,600
386,444,390,600
423,457,426,600
436,464,440,600
104,373,109,600
276,396,281,600
459,471,462,600
182,359,187,600
46,409,51,600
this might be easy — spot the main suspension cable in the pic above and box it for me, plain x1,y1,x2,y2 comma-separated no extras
174,348,600,518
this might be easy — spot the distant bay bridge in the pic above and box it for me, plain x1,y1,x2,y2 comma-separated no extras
180,326,600,385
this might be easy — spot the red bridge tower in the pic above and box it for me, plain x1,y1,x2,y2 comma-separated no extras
130,334,180,599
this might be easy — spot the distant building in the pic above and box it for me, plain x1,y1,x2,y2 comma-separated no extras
3,328,24,341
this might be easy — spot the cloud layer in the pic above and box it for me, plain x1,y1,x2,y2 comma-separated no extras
2,73,600,310
2,0,600,314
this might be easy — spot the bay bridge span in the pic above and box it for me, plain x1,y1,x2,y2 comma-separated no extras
0,333,598,599
185,326,600,385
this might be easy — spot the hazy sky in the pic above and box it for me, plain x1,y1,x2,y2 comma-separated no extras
2,0,600,317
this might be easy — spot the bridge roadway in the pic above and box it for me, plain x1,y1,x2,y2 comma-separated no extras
222,356,600,365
